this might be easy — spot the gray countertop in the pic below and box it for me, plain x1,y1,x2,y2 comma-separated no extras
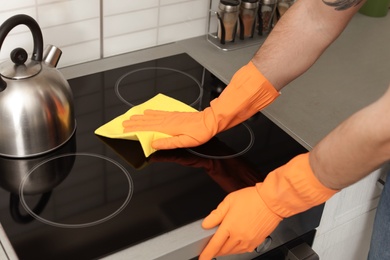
61,12,390,151
178,13,390,150
1,12,388,260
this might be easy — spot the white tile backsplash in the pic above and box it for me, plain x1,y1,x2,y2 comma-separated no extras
59,40,101,67
0,8,36,34
158,18,207,45
37,0,100,27
0,1,36,11
37,0,67,4
0,0,210,67
104,8,159,37
103,0,159,16
104,29,158,57
42,18,100,47
160,0,195,5
159,0,208,26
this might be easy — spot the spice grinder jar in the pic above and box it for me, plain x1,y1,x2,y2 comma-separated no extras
239,0,259,39
217,0,240,44
258,0,278,35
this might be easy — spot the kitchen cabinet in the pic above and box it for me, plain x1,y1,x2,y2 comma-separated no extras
312,169,383,259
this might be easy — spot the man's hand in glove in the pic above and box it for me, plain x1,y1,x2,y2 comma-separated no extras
122,62,279,150
200,185,282,259
123,109,217,149
199,153,338,260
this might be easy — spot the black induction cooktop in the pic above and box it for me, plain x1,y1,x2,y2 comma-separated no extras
0,53,317,260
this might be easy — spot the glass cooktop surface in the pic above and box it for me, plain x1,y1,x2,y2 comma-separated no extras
0,53,313,260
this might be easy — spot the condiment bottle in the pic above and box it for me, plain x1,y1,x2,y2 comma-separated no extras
258,0,277,35
217,0,240,44
239,0,259,39
359,0,390,17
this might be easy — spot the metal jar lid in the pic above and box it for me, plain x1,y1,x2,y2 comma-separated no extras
219,0,240,12
262,0,278,4
241,0,259,9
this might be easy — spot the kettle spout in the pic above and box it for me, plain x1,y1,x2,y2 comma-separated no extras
43,45,62,68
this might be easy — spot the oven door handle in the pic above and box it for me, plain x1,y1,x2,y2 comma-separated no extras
285,242,319,260
251,241,319,260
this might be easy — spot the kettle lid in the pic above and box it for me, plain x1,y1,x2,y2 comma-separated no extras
0,48,42,80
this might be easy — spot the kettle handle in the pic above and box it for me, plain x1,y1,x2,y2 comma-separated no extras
0,14,44,90
0,14,43,61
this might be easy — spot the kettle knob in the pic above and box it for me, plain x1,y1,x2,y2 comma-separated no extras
0,14,44,90
10,47,28,65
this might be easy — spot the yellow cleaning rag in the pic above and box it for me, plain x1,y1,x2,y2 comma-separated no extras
94,93,197,157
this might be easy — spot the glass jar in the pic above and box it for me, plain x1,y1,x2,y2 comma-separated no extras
258,0,277,35
217,0,240,43
239,0,259,39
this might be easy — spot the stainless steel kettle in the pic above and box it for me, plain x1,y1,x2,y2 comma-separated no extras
0,14,76,158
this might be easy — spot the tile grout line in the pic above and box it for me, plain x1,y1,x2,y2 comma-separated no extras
100,0,104,59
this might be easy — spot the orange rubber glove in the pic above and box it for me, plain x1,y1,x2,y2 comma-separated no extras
199,153,338,260
122,61,279,150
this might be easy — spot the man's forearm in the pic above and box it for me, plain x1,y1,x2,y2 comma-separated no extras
252,0,365,91
309,85,390,190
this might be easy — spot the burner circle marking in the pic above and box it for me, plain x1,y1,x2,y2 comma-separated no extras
115,67,203,107
19,153,133,228
186,122,255,159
